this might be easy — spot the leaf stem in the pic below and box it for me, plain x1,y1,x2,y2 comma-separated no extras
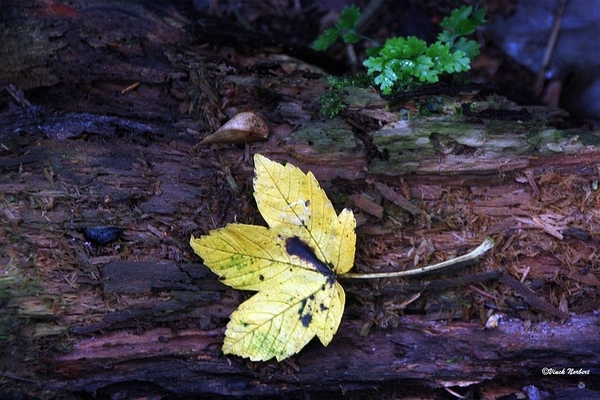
342,237,494,279
341,29,380,47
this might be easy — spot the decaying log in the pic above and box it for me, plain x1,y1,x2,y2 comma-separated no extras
1,1,599,399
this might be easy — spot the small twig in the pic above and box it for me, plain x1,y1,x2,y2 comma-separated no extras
524,169,540,198
354,0,386,35
121,81,140,94
0,371,39,384
445,387,467,399
375,181,425,218
469,284,499,301
498,274,570,319
343,237,494,279
377,270,503,295
6,84,32,107
520,265,531,283
229,0,254,31
534,0,567,97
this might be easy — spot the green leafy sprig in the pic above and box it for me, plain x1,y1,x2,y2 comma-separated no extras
312,4,487,95
311,6,373,51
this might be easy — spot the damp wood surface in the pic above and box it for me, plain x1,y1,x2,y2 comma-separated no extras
1,1,600,399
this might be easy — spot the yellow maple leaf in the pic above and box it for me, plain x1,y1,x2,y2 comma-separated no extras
189,155,496,361
190,154,356,361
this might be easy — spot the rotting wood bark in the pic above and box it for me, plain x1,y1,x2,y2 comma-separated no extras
1,1,600,399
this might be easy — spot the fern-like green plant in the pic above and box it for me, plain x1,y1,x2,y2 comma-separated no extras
312,4,487,95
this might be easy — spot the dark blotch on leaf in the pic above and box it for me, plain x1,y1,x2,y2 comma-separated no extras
83,226,123,245
319,303,328,311
259,275,265,281
300,313,312,327
298,298,307,315
285,236,334,277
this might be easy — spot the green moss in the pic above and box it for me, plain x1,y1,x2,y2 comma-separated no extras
290,120,359,155
320,75,373,118
320,90,345,118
